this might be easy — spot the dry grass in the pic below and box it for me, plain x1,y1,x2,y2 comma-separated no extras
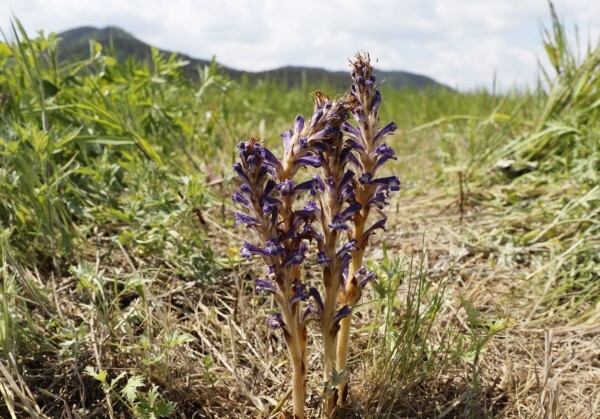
2,179,597,418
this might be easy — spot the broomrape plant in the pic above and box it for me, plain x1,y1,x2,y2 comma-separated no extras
233,53,399,418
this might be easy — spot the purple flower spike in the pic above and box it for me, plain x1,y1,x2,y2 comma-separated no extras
254,277,278,295
268,312,285,330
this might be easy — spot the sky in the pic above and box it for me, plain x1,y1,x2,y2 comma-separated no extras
1,0,598,91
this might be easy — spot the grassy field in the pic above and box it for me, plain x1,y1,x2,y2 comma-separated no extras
0,8,598,419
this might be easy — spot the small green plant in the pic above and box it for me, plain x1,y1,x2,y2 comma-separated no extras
85,367,177,418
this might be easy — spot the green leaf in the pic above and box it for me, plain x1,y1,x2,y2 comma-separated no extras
121,375,144,402
154,399,177,417
42,79,59,98
84,366,107,383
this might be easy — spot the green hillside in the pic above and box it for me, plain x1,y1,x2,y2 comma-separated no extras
57,26,448,90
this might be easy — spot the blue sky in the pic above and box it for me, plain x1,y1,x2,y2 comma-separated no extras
1,0,598,90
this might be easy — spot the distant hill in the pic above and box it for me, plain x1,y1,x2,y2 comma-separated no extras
58,26,449,90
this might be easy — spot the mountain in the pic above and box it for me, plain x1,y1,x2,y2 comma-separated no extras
57,26,448,90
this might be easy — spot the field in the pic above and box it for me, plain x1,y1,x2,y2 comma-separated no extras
0,11,598,419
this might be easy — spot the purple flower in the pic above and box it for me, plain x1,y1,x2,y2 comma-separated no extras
359,172,372,184
362,218,387,242
294,115,305,133
373,122,397,144
277,179,295,196
340,147,361,170
372,176,401,191
332,305,352,326
294,200,319,219
283,243,307,266
232,191,252,208
290,283,309,306
268,312,285,330
337,240,358,257
312,175,326,192
264,240,285,256
355,268,376,287
241,241,265,258
302,305,318,324
295,155,322,168
299,225,323,247
281,130,293,153
254,277,278,294
368,190,389,209
338,170,355,194
233,162,250,184
262,179,277,200
329,202,362,230
241,241,283,259
317,251,331,264
308,287,324,312
293,178,322,196
370,90,382,112
234,212,259,227
261,147,282,171
341,122,364,143
373,144,397,171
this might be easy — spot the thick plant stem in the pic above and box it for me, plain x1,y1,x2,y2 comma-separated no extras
285,307,307,419
291,353,306,419
336,231,366,403
322,306,338,416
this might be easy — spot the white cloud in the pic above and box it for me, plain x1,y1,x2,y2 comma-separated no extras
0,0,598,90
